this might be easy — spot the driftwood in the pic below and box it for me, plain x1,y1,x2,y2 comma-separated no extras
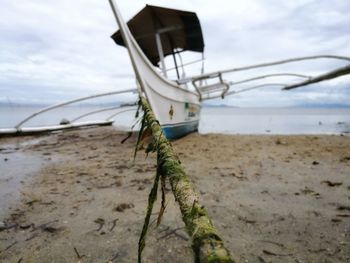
137,97,235,263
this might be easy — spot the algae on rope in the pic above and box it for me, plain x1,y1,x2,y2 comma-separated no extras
136,97,235,263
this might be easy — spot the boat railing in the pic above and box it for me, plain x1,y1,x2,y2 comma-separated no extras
167,57,205,74
70,104,137,123
192,72,230,100
0,88,138,135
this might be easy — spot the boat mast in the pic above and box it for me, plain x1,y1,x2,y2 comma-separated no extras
155,32,167,77
172,51,180,79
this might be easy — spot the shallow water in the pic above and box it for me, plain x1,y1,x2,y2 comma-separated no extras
200,107,350,134
0,144,45,218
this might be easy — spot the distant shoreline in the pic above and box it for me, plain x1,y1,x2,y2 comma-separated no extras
1,102,350,109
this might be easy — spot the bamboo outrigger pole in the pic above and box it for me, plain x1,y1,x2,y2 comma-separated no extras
137,97,235,263
283,64,350,90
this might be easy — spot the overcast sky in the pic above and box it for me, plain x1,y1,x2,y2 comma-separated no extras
0,0,349,107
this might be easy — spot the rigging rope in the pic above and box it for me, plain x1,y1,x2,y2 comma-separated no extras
136,97,235,263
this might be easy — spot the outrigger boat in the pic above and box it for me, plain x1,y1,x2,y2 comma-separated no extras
109,3,203,139
1,1,350,139
108,1,350,139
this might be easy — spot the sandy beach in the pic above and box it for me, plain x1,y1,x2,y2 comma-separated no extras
0,126,349,263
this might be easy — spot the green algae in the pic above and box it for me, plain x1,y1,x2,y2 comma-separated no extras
136,96,236,263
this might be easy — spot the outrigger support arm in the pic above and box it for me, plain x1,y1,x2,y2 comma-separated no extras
195,73,309,101
14,88,137,129
106,108,137,121
283,64,350,90
202,83,286,101
70,104,137,123
191,55,350,81
201,62,350,101
193,55,350,100
227,73,311,86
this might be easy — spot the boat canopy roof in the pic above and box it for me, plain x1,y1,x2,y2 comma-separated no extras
111,4,205,66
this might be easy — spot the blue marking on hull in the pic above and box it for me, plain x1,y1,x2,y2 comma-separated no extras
162,120,199,140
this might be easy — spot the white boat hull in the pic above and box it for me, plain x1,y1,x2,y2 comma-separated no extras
109,0,201,139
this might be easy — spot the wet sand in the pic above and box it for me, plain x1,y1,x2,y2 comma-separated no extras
0,127,349,263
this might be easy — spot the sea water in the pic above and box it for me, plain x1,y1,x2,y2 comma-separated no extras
200,107,350,135
1,105,350,135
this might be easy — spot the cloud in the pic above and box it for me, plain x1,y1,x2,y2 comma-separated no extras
0,0,349,107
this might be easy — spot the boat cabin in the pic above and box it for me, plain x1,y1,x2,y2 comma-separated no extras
111,5,205,81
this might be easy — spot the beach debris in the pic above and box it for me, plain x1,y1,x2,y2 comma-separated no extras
109,218,119,232
331,218,342,223
30,220,61,234
275,138,287,145
262,249,292,257
121,131,133,144
25,199,41,206
95,180,122,189
300,187,320,197
307,248,327,253
41,225,60,233
321,180,343,187
114,164,129,170
340,156,350,162
0,221,6,230
59,118,70,125
10,210,25,221
337,205,350,211
258,240,285,248
2,241,18,252
94,218,105,231
19,224,33,230
4,157,8,161
257,256,267,263
230,172,247,180
336,214,350,217
77,171,89,177
131,178,152,185
0,147,18,154
0,222,18,232
138,185,145,191
237,215,257,224
73,247,86,260
107,253,120,263
309,210,321,217
157,227,188,241
312,161,320,165
114,203,134,212
25,233,39,241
